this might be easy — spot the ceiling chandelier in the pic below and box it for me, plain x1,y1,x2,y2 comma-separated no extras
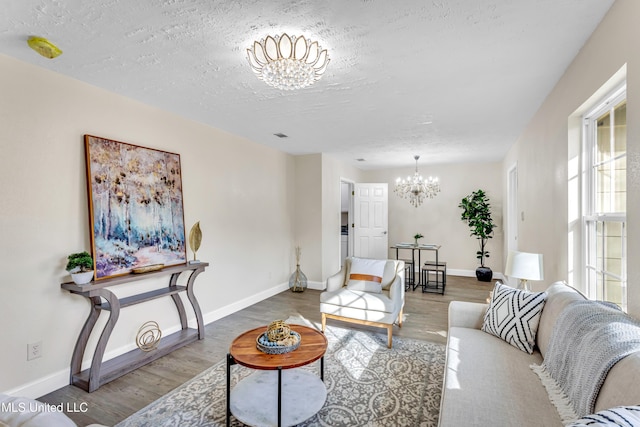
394,155,440,207
246,33,330,90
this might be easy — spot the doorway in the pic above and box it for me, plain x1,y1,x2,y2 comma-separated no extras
352,183,389,259
340,180,354,265
339,180,389,263
506,163,518,286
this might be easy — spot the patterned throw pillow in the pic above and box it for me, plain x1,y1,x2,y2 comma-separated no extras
481,282,548,354
346,257,386,293
567,406,640,426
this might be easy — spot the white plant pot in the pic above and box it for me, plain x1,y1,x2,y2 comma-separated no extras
71,271,94,285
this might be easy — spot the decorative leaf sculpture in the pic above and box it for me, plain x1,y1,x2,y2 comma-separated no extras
188,221,202,261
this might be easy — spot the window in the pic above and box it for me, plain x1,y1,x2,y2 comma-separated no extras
582,85,627,310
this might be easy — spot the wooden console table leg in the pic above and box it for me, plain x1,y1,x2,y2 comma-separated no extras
186,267,206,339
88,289,120,392
70,296,102,382
169,272,188,330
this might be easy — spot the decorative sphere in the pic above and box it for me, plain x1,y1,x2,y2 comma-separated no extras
267,320,291,342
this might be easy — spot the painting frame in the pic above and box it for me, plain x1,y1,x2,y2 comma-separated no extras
84,135,187,280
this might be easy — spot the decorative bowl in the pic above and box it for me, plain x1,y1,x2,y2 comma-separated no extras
132,264,164,274
256,331,301,355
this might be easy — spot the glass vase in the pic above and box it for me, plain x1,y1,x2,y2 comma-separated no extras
288,264,308,293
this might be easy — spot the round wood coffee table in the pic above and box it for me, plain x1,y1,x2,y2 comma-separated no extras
226,324,328,427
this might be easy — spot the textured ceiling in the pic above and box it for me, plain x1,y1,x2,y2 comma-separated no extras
1,0,614,169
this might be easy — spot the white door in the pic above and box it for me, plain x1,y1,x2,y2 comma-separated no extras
353,183,388,259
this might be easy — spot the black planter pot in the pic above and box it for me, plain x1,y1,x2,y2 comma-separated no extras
476,266,493,282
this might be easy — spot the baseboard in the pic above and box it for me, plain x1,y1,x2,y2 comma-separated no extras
447,268,475,277
307,280,324,290
201,281,289,325
431,268,505,282
3,369,71,400
6,281,292,399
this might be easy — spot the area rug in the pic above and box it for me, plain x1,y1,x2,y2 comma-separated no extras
116,317,445,427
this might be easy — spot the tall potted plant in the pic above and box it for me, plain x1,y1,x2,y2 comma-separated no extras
459,189,495,282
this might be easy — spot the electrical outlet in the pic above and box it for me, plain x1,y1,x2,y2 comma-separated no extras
27,341,42,361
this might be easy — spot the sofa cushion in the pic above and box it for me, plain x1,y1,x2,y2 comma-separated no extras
481,282,548,354
595,351,640,412
439,327,562,426
320,289,395,313
346,257,386,293
532,300,640,420
533,282,640,414
381,259,401,290
536,281,586,358
342,258,400,291
566,405,640,427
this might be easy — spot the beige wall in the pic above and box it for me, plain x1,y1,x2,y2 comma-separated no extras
0,54,296,395
363,162,503,274
502,0,640,317
321,154,365,280
294,154,323,281
293,153,364,283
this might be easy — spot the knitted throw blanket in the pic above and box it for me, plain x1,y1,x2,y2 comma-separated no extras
531,301,640,421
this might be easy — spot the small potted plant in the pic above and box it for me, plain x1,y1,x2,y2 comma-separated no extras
459,189,495,282
66,251,95,285
414,233,423,246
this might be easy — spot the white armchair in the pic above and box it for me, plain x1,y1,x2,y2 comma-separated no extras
320,257,405,348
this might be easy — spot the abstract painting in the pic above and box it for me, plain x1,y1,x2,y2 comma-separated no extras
85,135,187,279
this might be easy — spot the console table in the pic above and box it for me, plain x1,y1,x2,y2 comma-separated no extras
61,262,208,392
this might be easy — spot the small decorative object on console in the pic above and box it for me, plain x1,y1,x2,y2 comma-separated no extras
132,264,164,274
66,251,94,285
256,320,301,354
413,233,423,246
136,320,162,352
188,221,202,264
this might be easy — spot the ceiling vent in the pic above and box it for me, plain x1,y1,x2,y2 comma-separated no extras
274,133,288,138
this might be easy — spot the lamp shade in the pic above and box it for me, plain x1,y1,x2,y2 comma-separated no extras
505,251,544,281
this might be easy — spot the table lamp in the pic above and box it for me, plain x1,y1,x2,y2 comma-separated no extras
505,251,544,291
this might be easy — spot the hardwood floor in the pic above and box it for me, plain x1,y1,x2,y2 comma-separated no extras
38,275,492,426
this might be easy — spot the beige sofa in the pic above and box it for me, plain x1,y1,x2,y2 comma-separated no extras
320,257,405,348
439,281,640,426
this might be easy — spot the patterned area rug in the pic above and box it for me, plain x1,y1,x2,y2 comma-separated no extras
116,320,445,427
